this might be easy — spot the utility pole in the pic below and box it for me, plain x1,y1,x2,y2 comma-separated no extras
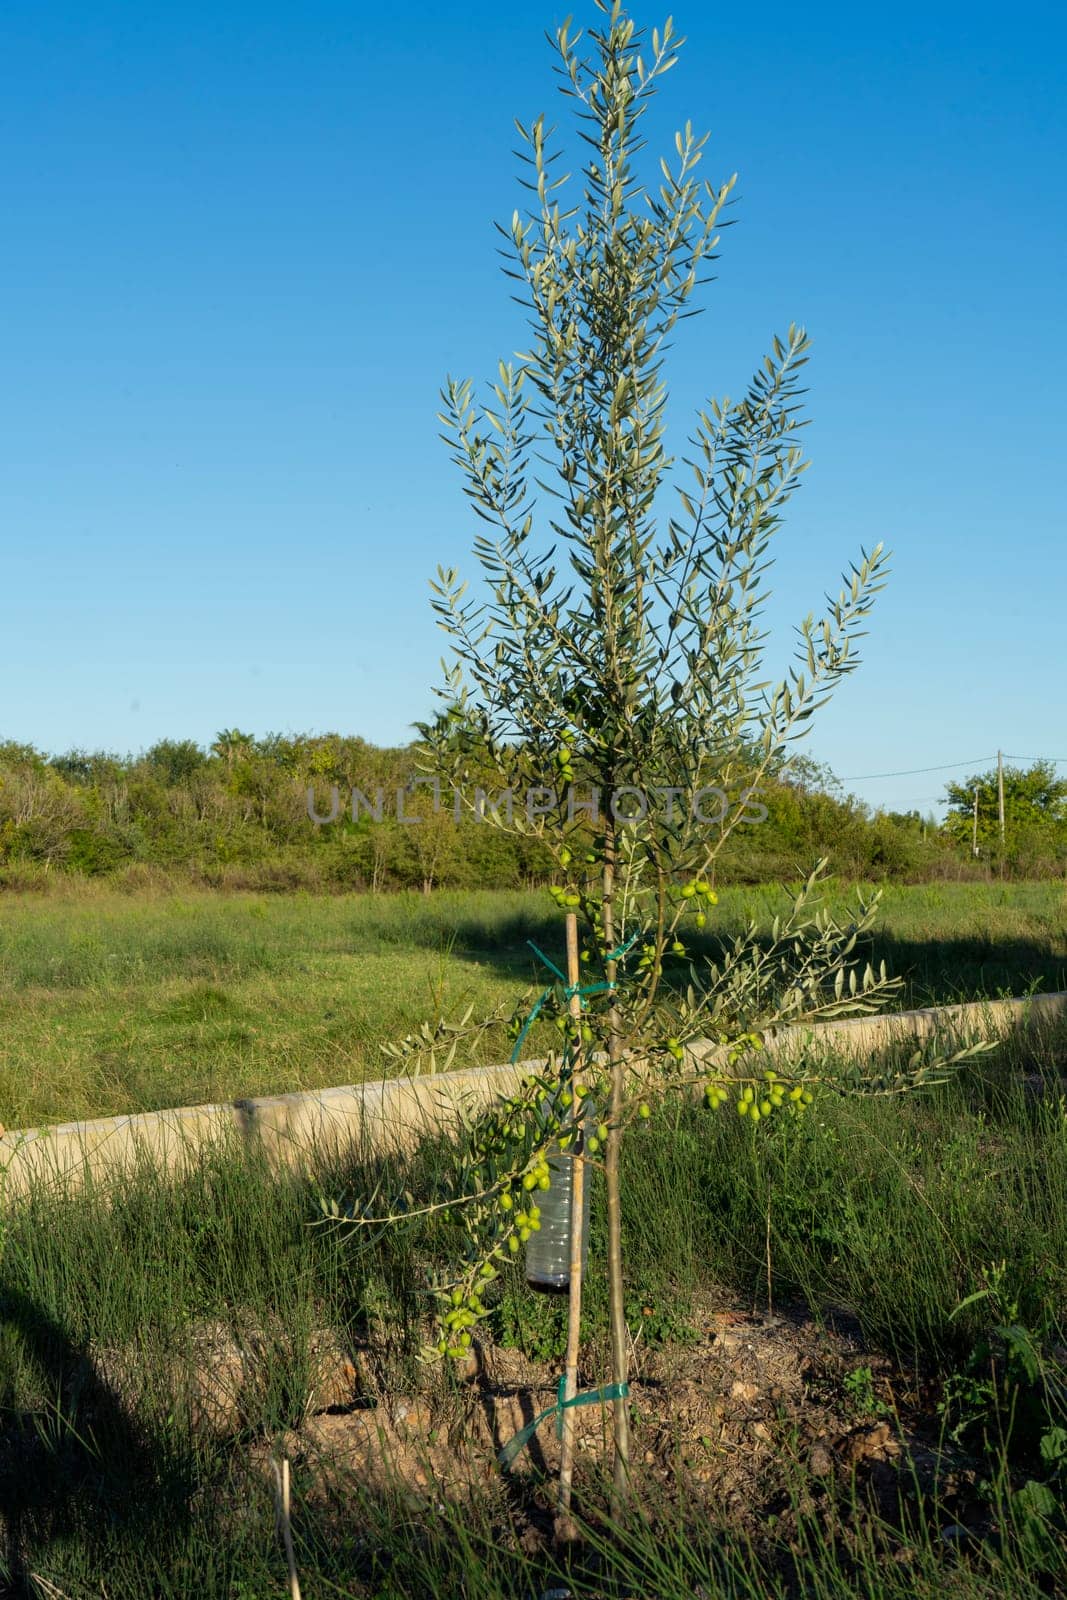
997,749,1006,847
972,787,979,857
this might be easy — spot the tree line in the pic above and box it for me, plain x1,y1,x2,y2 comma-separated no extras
0,732,1062,890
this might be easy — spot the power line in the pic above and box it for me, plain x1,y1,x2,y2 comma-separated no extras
839,756,994,781
839,752,1067,783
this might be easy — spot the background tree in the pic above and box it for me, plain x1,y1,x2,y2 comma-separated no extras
211,728,256,771
945,761,1067,867
2,727,1028,885
143,739,208,787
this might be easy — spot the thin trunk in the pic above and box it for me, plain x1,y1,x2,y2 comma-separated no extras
556,911,585,1540
601,826,631,1510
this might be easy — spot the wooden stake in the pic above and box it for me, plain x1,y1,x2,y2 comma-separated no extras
272,1456,303,1600
601,835,631,1514
556,910,585,1540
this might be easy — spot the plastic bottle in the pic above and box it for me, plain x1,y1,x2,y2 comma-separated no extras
525,1145,591,1292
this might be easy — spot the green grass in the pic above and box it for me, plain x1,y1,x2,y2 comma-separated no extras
1,1014,1065,1595
1,880,1064,1127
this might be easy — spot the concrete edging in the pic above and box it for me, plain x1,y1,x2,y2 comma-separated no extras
2,991,1065,1198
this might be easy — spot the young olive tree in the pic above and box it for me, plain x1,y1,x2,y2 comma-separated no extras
352,2,984,1511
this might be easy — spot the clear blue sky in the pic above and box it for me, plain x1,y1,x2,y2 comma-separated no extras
3,0,1065,815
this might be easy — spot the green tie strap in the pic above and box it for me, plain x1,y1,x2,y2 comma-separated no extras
497,1373,630,1470
509,931,642,1063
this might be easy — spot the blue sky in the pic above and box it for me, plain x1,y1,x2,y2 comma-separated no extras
3,0,1065,815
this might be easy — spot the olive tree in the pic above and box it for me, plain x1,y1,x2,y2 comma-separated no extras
350,2,983,1513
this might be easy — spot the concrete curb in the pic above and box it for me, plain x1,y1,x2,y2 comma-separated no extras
2,991,1064,1198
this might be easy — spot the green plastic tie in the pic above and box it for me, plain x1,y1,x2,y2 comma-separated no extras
498,1374,630,1470
509,930,642,1063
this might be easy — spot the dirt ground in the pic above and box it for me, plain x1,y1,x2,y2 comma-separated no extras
244,1298,984,1555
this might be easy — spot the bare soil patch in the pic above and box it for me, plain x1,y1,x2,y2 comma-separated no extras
242,1300,983,1554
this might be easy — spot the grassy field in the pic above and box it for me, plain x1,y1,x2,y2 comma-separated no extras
1,880,1064,1128
1,1013,1064,1596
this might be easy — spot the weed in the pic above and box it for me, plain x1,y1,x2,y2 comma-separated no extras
843,1365,891,1418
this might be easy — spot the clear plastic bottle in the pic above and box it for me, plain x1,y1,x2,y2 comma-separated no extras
525,1145,591,1292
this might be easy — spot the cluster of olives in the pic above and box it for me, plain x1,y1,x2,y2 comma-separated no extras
697,1067,816,1124
734,1068,815,1122
548,883,582,909
637,934,689,970
439,1287,487,1356
553,1012,592,1047
679,876,718,929
499,1180,545,1251
519,1153,553,1195
637,941,660,971
561,842,600,869
547,843,600,910
465,1082,552,1184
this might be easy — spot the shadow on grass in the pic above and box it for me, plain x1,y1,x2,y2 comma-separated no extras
433,906,1066,1010
860,931,1067,1006
0,1288,193,1595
